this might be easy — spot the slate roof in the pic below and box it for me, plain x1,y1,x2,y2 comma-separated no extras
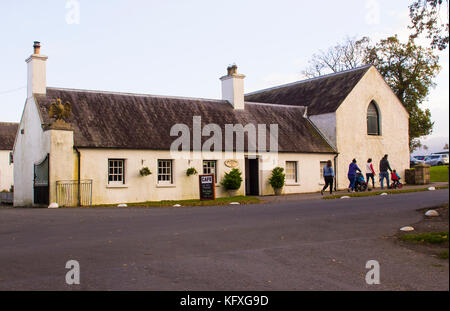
245,65,372,115
0,122,19,150
34,88,336,154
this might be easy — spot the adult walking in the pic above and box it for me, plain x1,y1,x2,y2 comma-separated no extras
366,158,376,189
347,159,362,192
321,160,334,195
379,154,392,189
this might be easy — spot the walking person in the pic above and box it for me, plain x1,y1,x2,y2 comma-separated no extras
366,158,376,189
379,154,392,190
321,160,335,195
347,159,362,192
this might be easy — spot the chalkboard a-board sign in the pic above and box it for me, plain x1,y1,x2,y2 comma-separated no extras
199,174,216,201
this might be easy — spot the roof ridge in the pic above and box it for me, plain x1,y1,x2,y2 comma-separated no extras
245,102,307,109
46,87,227,103
245,64,372,96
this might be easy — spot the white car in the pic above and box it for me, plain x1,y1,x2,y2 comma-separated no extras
424,154,449,166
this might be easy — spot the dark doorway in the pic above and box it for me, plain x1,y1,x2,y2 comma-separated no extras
245,158,259,196
34,154,49,206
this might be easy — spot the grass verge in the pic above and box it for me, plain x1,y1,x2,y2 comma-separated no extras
93,196,261,208
400,232,449,244
323,185,448,200
430,165,449,183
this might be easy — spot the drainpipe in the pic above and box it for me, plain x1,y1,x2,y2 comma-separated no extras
334,153,339,192
74,147,81,206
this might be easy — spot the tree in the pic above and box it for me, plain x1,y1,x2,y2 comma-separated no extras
302,37,370,78
365,36,441,150
409,0,449,50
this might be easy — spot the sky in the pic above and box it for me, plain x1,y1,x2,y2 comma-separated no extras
0,0,448,152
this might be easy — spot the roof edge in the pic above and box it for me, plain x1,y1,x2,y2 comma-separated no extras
46,87,227,104
245,64,373,97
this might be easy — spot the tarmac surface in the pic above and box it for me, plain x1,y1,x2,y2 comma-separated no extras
0,189,448,290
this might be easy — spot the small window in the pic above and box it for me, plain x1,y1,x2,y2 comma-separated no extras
9,152,13,165
320,161,328,180
158,159,173,184
285,161,298,184
367,101,380,136
108,159,125,184
203,160,217,183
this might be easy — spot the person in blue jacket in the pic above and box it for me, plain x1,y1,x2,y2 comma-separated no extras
347,159,362,192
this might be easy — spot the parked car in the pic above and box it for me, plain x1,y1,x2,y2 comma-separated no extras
410,155,424,167
414,155,426,161
424,154,449,166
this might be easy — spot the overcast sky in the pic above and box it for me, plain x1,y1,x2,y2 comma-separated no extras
0,0,448,146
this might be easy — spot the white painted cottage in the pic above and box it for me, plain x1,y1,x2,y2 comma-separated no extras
0,122,18,193
13,42,409,207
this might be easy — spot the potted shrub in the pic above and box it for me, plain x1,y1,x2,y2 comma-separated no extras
186,167,198,177
139,167,152,177
268,167,285,195
220,168,243,197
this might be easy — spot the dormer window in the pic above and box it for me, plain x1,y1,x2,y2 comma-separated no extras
367,101,381,136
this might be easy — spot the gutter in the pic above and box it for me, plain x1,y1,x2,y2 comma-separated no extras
333,153,339,191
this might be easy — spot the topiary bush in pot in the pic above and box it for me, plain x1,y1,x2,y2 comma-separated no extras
268,167,285,195
220,168,243,197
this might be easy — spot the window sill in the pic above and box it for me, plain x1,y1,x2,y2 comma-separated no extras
156,184,176,188
106,184,128,189
285,183,300,187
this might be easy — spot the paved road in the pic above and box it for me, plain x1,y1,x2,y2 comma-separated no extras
0,190,448,290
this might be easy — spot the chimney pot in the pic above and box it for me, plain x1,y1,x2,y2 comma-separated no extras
33,41,41,54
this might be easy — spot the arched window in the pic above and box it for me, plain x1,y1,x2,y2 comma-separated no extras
367,101,380,136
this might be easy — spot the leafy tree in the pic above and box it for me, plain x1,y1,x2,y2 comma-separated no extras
365,36,440,150
409,0,449,50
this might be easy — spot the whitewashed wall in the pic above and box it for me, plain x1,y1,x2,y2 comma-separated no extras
0,150,14,192
335,67,410,189
77,149,334,205
13,97,51,206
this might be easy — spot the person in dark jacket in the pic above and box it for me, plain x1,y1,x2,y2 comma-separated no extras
321,160,335,195
379,154,392,189
347,159,362,192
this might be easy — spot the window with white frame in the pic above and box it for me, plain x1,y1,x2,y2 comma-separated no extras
285,161,298,184
203,160,217,182
320,161,328,180
158,159,173,184
108,159,125,184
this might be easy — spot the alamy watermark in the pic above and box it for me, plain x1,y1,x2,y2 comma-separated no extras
365,0,380,25
65,0,80,25
169,116,280,169
65,260,80,285
365,260,380,285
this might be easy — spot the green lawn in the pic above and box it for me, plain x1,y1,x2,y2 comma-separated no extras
323,186,449,200
94,196,261,208
430,165,449,182
400,232,449,244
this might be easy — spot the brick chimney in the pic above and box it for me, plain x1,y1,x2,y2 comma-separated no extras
25,41,48,98
220,64,246,110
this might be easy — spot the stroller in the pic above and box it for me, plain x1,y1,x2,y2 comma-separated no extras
355,172,368,192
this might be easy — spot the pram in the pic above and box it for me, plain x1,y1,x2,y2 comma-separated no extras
355,172,368,192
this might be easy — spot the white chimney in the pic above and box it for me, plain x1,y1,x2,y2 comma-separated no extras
25,41,48,98
220,64,245,110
